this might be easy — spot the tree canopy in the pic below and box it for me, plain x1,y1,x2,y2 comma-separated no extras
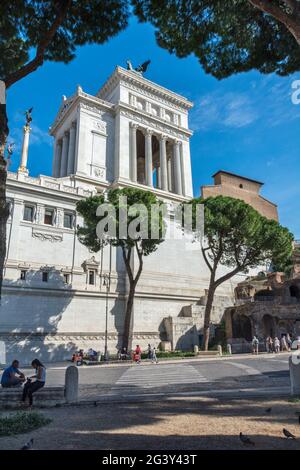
133,0,300,79
0,0,129,88
185,195,294,349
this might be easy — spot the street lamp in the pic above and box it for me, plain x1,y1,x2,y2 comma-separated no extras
103,273,110,361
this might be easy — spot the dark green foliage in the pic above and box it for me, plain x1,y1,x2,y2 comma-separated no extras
0,411,51,436
133,0,300,78
76,187,166,256
0,1,129,81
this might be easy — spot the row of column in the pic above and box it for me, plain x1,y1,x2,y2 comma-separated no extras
129,123,184,196
53,121,77,178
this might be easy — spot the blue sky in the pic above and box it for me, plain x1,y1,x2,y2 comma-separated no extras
6,16,300,237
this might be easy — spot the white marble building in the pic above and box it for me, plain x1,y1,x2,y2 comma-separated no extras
1,66,240,363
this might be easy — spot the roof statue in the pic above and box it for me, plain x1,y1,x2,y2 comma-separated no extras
24,107,33,127
126,59,151,76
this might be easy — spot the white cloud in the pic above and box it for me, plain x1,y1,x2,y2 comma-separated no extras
191,76,300,133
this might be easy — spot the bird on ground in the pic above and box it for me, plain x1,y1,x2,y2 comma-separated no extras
283,428,296,439
265,407,272,413
20,438,34,450
239,432,255,446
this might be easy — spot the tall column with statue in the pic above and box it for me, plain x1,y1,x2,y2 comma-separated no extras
18,108,33,175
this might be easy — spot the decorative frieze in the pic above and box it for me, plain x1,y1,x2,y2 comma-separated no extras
120,109,189,141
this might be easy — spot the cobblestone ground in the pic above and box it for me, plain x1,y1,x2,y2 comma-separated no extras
1,397,300,450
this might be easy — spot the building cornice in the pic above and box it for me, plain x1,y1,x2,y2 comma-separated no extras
49,87,114,135
6,173,96,203
117,103,193,140
97,66,194,112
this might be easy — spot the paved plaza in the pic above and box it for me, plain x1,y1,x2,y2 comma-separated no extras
13,353,291,402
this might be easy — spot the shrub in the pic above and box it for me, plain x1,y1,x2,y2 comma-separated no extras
0,411,51,437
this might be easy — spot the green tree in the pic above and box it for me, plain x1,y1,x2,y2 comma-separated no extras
133,0,300,79
185,195,293,350
0,0,129,301
76,187,165,351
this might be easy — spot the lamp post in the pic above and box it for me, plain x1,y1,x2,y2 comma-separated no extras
103,273,110,361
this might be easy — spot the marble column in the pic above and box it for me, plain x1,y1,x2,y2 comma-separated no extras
53,140,62,177
159,135,168,191
145,129,153,187
60,131,69,177
156,166,161,189
167,156,172,192
130,123,138,182
173,140,182,195
18,124,31,174
67,122,76,175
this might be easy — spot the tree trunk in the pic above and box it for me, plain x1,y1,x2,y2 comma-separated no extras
202,272,217,351
0,82,9,304
122,283,136,352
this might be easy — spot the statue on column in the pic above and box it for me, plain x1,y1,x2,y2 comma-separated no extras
18,107,33,175
24,107,33,128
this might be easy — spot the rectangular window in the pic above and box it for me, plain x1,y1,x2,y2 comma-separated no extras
42,272,49,283
88,270,95,286
23,205,34,222
20,270,27,281
44,208,54,225
64,213,73,229
63,273,70,284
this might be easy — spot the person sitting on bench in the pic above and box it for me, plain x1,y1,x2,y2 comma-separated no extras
22,359,46,408
1,360,25,388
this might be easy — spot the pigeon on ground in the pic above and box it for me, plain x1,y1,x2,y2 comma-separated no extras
265,407,272,413
239,432,255,446
283,428,296,439
20,438,34,450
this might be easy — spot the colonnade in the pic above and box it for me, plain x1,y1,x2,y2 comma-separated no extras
53,121,77,178
129,123,185,195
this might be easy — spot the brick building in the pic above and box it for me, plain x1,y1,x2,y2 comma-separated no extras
201,170,278,221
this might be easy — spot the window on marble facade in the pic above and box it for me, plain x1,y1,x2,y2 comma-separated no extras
63,273,70,284
23,205,35,222
64,213,73,229
42,272,49,282
20,270,27,281
44,208,55,225
88,270,96,286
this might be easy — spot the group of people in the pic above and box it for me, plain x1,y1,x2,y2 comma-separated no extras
133,344,158,364
71,348,98,365
266,334,293,353
1,359,46,407
251,334,294,354
118,344,158,363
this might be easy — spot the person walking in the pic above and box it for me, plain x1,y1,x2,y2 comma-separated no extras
147,344,152,360
252,336,259,355
151,347,158,364
134,345,142,364
274,337,280,353
281,335,288,352
22,359,46,408
286,334,292,351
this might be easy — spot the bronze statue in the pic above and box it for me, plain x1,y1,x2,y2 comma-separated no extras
24,107,33,126
126,60,151,75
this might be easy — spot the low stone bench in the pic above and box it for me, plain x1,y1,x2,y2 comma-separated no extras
197,350,220,356
0,386,65,408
